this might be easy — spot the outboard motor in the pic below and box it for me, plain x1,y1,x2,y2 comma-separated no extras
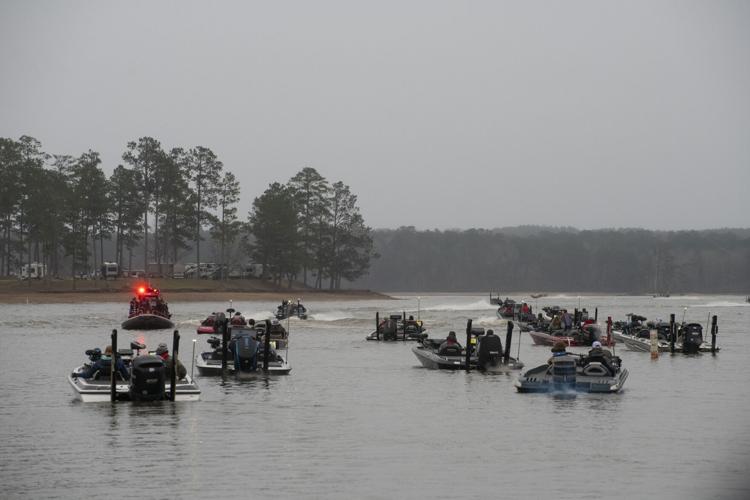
129,355,166,401
681,323,703,354
477,333,503,370
233,332,259,372
207,336,221,350
551,355,578,392
383,315,400,341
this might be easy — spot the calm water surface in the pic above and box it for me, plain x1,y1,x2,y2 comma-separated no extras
1,294,749,499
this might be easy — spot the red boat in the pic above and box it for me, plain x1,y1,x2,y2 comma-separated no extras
527,323,610,347
197,314,218,334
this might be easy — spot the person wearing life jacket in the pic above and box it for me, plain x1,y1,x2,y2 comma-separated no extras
548,340,574,364
587,340,613,360
230,311,247,326
74,345,130,380
439,331,462,355
156,343,187,379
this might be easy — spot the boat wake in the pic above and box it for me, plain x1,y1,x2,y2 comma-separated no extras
423,300,494,312
474,315,508,325
693,301,750,308
309,311,352,322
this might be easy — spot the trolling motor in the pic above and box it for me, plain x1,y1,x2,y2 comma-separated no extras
85,348,102,362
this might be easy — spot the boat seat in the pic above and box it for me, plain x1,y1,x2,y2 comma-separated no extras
582,358,615,376
582,362,612,377
438,345,463,356
93,368,125,381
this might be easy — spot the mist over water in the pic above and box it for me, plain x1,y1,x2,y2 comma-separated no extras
1,294,749,499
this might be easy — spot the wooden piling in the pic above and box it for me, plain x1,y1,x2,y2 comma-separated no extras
650,329,659,360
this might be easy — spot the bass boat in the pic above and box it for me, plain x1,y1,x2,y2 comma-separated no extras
68,341,200,402
366,313,428,341
195,325,291,376
412,327,523,372
515,352,628,393
611,319,717,353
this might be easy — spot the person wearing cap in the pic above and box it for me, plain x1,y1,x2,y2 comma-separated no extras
156,343,187,380
74,345,130,380
547,340,572,364
439,331,462,354
588,340,612,359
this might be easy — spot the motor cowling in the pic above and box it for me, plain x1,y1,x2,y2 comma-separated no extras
682,324,703,354
477,334,503,370
233,333,259,372
129,355,166,401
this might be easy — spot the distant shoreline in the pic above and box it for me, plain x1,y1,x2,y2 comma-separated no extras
0,279,391,304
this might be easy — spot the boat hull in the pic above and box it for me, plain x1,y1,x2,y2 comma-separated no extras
411,345,523,371
197,326,215,334
514,364,628,393
611,330,718,353
195,353,292,376
122,314,174,330
366,330,428,342
68,374,200,402
527,330,611,347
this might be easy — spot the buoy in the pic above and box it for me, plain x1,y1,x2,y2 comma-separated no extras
650,329,659,360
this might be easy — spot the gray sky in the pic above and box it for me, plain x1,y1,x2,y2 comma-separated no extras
1,1,748,230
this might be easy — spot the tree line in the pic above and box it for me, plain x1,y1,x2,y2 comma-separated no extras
0,135,374,289
351,227,750,293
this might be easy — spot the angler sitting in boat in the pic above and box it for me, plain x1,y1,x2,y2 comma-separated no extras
75,346,130,381
230,311,247,326
439,331,462,355
155,343,187,379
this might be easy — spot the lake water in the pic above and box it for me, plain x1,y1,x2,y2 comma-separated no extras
1,293,749,499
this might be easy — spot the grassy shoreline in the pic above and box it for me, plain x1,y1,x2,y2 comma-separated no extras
0,278,391,304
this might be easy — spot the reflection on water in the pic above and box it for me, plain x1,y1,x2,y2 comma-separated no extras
0,294,749,499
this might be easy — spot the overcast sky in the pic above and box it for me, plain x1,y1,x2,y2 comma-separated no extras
1,1,748,230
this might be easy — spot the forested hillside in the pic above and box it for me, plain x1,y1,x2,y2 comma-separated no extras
351,227,750,293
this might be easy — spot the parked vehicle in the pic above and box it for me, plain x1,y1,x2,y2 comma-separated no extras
20,262,46,280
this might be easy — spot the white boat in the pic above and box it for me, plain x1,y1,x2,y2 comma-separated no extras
68,371,201,402
611,323,718,353
68,344,200,402
195,325,291,376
